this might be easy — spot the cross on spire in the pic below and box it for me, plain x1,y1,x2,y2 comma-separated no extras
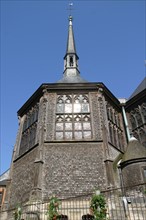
68,2,74,16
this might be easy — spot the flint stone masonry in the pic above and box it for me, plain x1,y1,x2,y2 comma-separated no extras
122,162,146,187
8,148,38,208
42,142,107,199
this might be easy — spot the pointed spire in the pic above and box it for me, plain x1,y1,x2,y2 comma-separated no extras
63,15,79,76
66,16,78,56
57,15,87,83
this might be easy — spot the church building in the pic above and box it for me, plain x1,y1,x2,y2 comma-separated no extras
1,15,146,218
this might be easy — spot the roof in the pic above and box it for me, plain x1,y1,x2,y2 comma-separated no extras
65,16,77,56
0,169,10,186
122,137,146,162
129,77,146,99
57,75,87,83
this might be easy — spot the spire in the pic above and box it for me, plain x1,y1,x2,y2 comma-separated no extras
63,15,80,77
65,16,78,56
57,16,87,83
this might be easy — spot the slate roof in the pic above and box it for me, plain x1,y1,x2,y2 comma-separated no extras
0,169,10,186
57,75,87,83
129,77,146,99
122,137,146,162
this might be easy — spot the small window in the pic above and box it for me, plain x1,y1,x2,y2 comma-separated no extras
69,56,73,66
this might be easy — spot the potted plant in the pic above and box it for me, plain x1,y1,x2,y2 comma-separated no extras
90,190,108,220
46,196,60,220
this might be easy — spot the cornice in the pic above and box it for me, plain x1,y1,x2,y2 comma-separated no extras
17,82,121,116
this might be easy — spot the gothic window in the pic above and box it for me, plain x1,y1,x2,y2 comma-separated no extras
118,131,124,151
135,108,143,127
107,108,110,120
141,103,146,123
130,112,137,130
109,123,113,144
19,105,39,155
113,127,117,146
139,128,146,147
55,94,92,140
110,109,113,122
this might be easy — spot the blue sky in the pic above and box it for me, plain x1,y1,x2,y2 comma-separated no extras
0,0,145,174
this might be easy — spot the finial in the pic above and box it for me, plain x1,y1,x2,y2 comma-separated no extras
69,15,73,25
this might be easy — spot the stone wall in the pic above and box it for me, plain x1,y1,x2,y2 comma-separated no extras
122,162,146,186
8,147,38,208
42,142,107,199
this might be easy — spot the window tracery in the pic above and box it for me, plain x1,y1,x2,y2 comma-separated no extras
19,104,39,155
141,103,146,122
135,108,143,127
107,103,123,151
129,102,146,146
55,94,92,140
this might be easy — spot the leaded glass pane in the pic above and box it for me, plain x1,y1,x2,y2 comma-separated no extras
56,115,64,122
83,115,90,122
74,103,81,113
56,132,63,140
84,131,91,139
65,104,72,113
23,120,27,132
57,104,64,113
83,122,91,130
74,122,82,130
65,123,72,130
74,115,81,121
83,98,88,103
56,94,92,140
58,99,63,104
65,95,72,103
56,123,63,130
65,132,72,139
74,131,82,139
34,110,38,122
82,104,89,112
65,115,72,122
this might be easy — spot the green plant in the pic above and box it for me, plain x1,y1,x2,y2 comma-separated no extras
90,192,107,220
46,196,60,220
13,205,22,220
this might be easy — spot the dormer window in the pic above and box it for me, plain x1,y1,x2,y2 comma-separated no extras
69,56,74,67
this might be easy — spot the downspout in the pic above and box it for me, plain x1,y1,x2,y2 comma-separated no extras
119,99,131,142
117,160,129,219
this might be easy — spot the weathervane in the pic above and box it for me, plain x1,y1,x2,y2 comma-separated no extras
68,2,74,16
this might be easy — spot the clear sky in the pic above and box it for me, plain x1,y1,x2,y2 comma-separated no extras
0,0,145,175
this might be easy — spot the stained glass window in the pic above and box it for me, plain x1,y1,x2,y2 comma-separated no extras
55,94,92,140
